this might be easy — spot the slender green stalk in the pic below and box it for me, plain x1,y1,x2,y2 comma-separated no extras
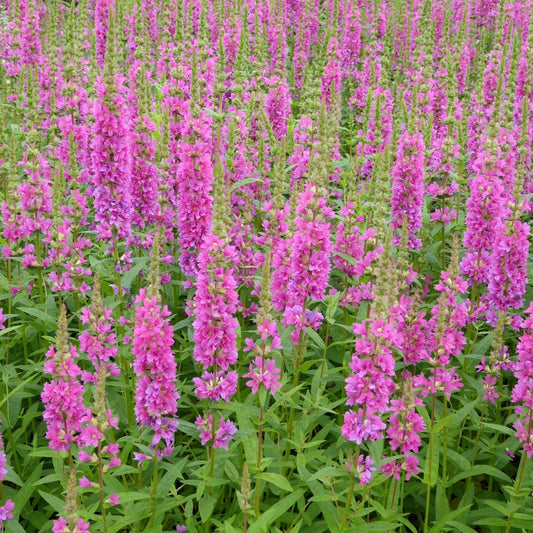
341,478,356,531
97,444,109,533
254,403,264,516
503,452,528,533
504,415,532,533
149,459,159,528
441,398,448,517
341,444,360,530
424,393,437,533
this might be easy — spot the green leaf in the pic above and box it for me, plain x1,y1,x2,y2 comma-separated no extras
433,414,454,434
257,473,293,492
445,521,477,533
230,177,261,193
248,488,305,533
38,491,65,514
470,331,495,357
0,325,21,337
448,464,512,485
112,492,151,504
108,502,152,532
306,327,325,349
429,505,471,533
481,422,515,437
483,499,512,515
331,250,358,267
13,463,43,513
18,307,56,326
345,520,401,531
121,257,150,290
199,493,217,522
473,517,507,527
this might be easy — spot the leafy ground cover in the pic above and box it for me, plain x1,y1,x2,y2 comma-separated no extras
0,0,532,531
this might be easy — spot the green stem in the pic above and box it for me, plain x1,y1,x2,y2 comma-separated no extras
470,402,486,468
286,313,307,462
389,476,399,525
503,452,528,533
254,404,264,517
341,445,360,530
97,444,109,533
424,393,437,533
441,397,448,517
341,478,355,530
504,413,532,533
149,459,159,528
318,320,330,382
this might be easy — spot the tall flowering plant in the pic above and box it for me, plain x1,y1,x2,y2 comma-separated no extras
41,305,90,532
191,233,239,449
132,240,179,460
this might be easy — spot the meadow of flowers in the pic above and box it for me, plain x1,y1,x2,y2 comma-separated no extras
0,0,532,531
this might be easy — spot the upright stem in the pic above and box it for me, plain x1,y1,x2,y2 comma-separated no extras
319,320,330,382
341,444,360,530
504,414,532,533
503,452,528,533
97,444,109,533
389,477,399,523
149,459,159,528
424,392,437,533
341,478,355,531
470,402,486,468
254,404,264,516
286,317,307,459
441,397,448,517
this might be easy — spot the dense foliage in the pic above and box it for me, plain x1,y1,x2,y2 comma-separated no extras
0,0,532,532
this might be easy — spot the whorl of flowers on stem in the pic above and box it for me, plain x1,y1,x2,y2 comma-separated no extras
132,237,179,459
282,183,332,344
381,372,425,481
342,312,401,445
264,75,291,140
390,131,425,249
243,255,282,397
176,109,214,276
52,465,91,533
413,239,467,398
90,39,133,241
461,135,511,286
192,234,239,372
95,0,113,69
77,279,120,467
476,314,510,404
486,170,530,315
42,304,85,453
511,303,533,457
191,231,240,447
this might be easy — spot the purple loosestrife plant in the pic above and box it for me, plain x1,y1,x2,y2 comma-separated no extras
282,183,332,344
132,239,179,460
176,109,214,276
77,280,121,526
42,305,85,453
90,17,133,242
390,130,425,249
42,305,90,533
191,233,240,447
